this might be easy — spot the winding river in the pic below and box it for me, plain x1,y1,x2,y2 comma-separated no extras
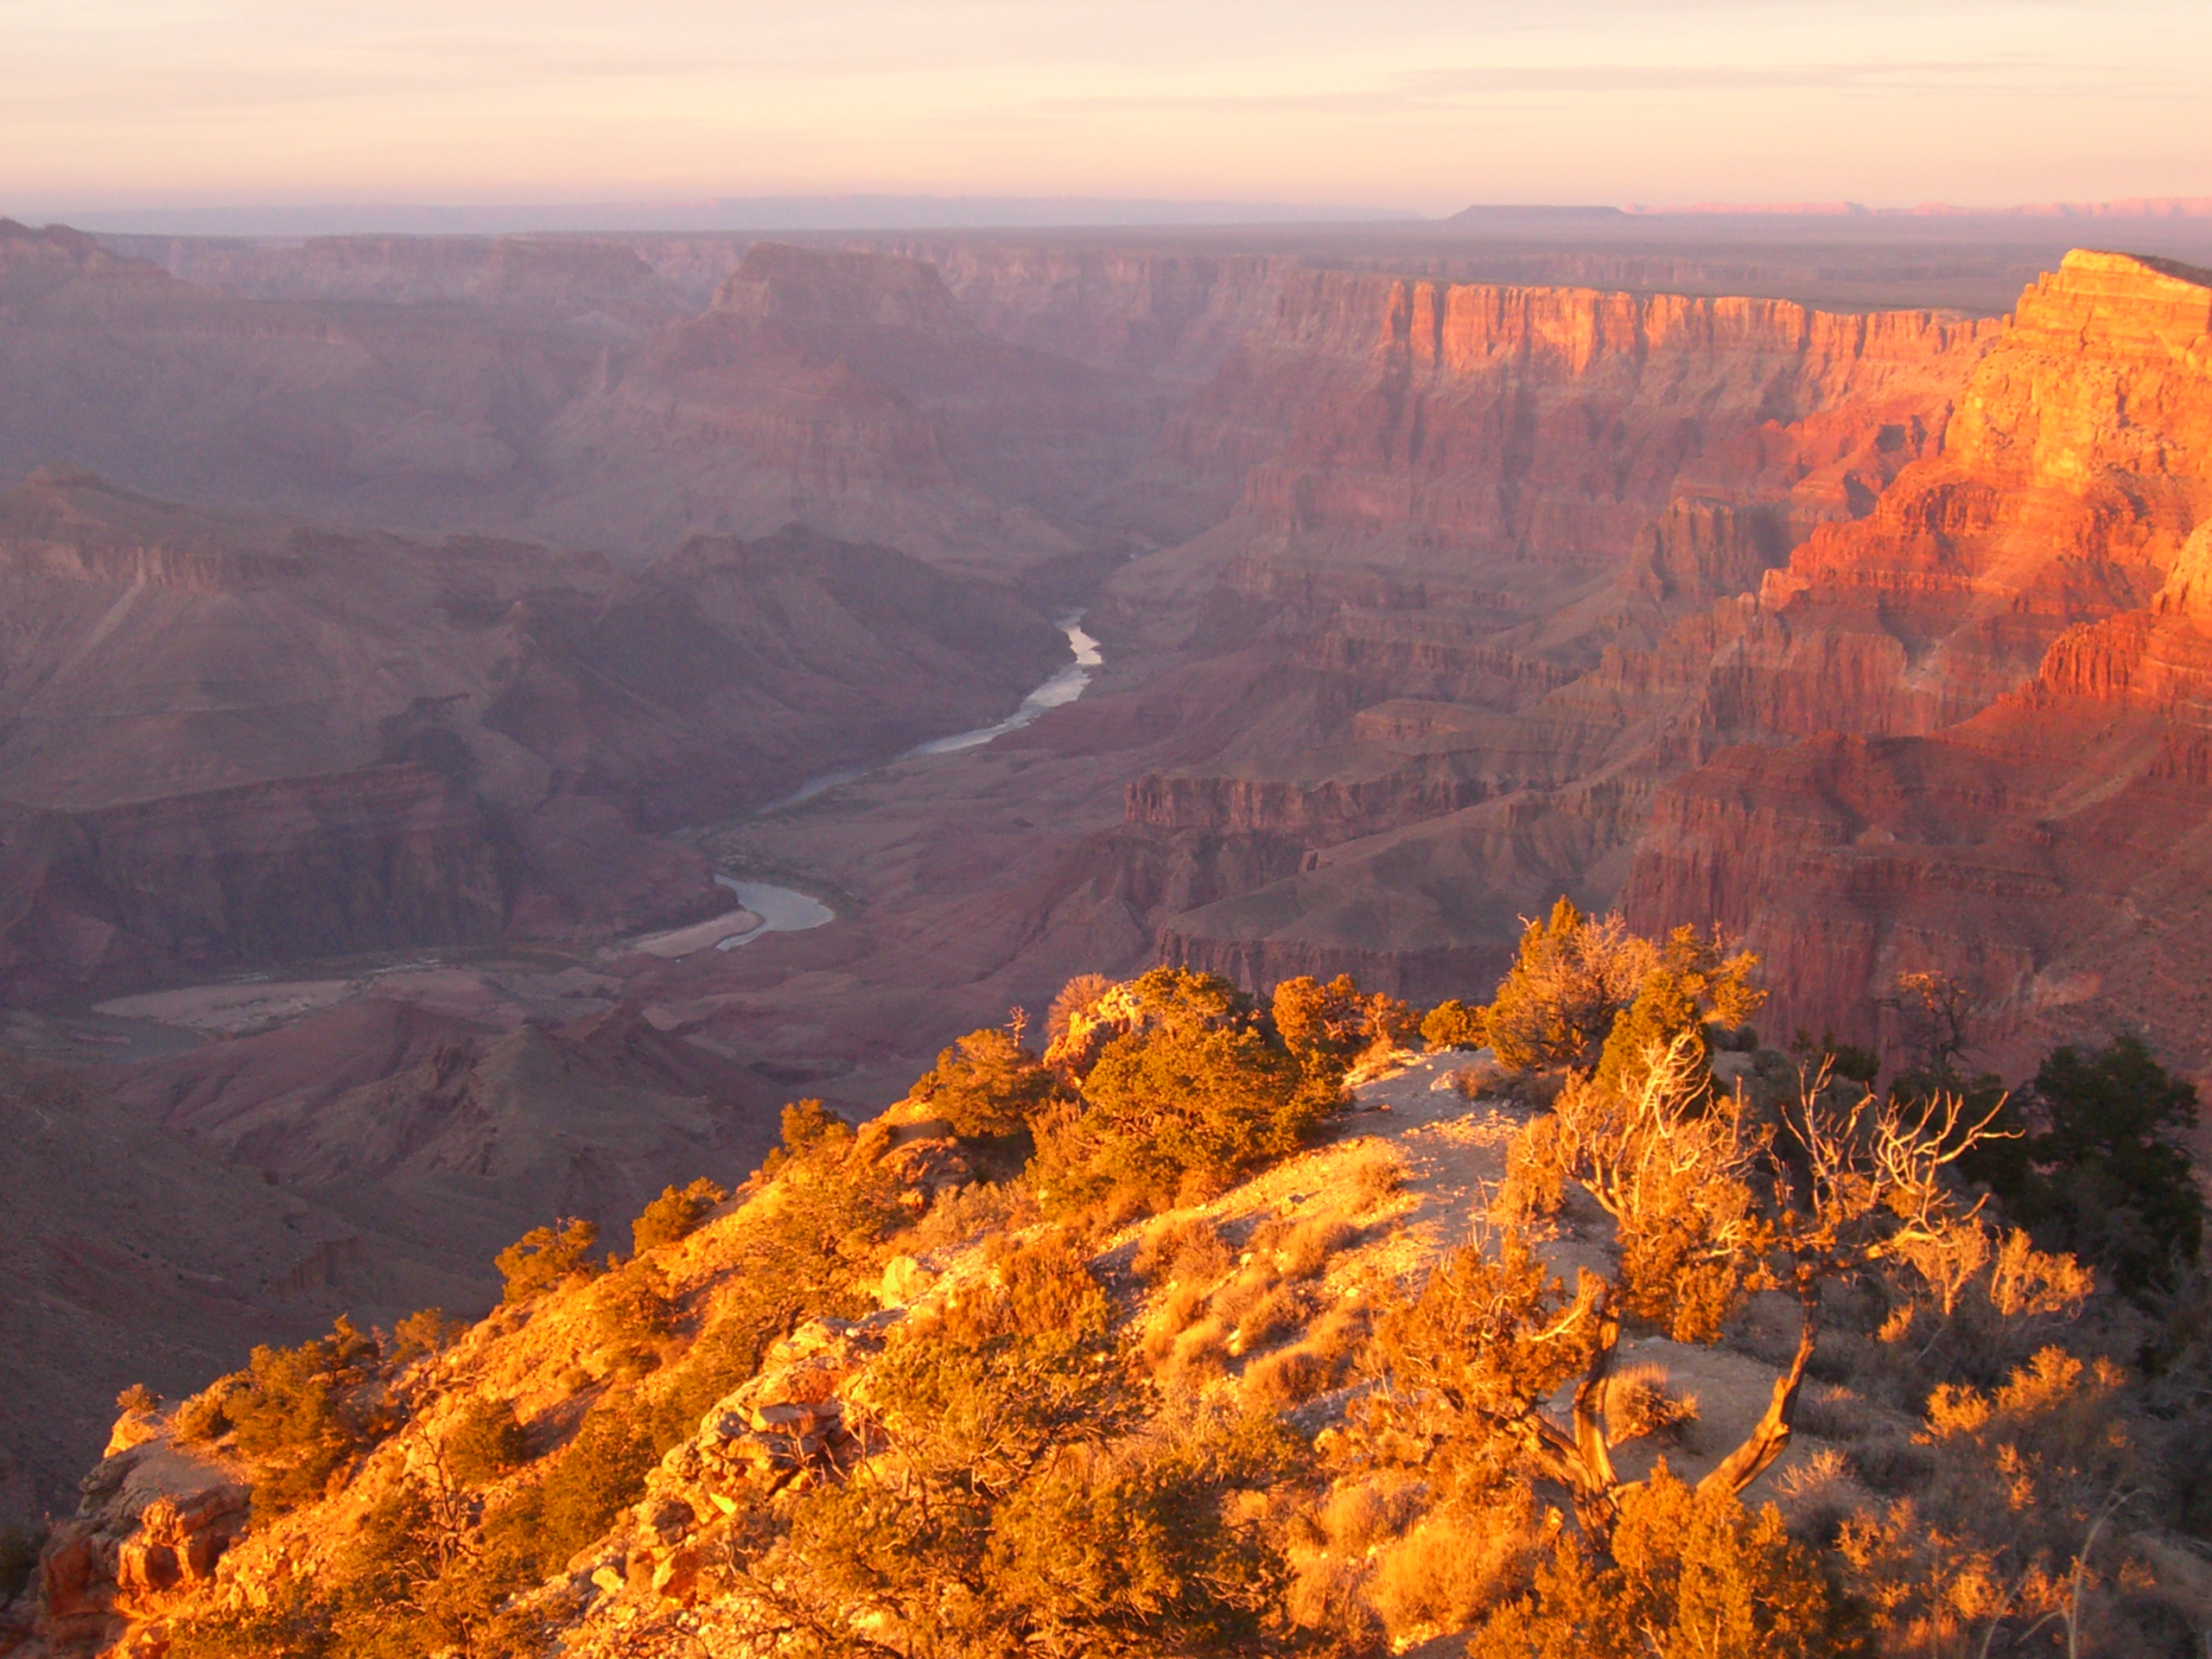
715,613,1104,946
759,613,1103,814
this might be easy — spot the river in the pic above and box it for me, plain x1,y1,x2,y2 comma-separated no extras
760,613,1102,814
715,613,1104,944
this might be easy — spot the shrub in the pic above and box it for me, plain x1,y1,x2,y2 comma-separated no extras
907,1178,1037,1253
1470,1467,1840,1658
1272,976,1419,1074
1352,1151,1405,1208
1420,998,1485,1051
495,1217,602,1305
1368,1492,1542,1643
1975,1033,2204,1298
590,1260,676,1350
1589,925,1765,1099
1244,1305,1365,1408
1602,1361,1699,1443
1479,899,1658,1071
631,1178,728,1255
164,1572,336,1659
1262,1214,1356,1281
116,1382,160,1416
1031,969,1335,1218
444,1398,531,1487
532,1405,660,1568
173,1385,232,1445
213,1317,397,1517
758,1097,855,1179
1133,1216,1234,1287
907,1027,1066,1137
389,1307,467,1365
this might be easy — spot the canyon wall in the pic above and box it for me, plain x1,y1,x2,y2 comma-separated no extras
0,470,1065,998
1141,251,2212,1085
1620,251,2212,1072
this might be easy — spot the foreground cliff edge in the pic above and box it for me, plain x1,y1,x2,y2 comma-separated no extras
7,946,2208,1658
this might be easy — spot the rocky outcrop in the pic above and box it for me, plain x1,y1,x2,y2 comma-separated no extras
29,1433,248,1652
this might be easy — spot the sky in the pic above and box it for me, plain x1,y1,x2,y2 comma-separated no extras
5,0,2209,220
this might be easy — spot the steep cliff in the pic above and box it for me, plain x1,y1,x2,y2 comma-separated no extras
1166,270,1993,575
1620,251,2212,1071
1144,252,2212,1084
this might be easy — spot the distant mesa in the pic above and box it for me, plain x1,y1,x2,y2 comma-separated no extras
1446,196,2212,223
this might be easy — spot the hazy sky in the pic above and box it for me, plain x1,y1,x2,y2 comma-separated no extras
6,0,2209,214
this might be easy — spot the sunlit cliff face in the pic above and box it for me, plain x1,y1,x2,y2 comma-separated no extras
7,0,2210,215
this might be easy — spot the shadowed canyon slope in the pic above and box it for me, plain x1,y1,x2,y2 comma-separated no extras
0,466,1064,1001
0,226,1161,573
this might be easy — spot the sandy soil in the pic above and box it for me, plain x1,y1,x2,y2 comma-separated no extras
1109,1049,1836,1500
626,907,765,959
93,978,358,1034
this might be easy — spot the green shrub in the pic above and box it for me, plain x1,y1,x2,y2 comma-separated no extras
445,1398,531,1487
533,1406,659,1568
1421,998,1485,1050
1030,969,1337,1219
389,1307,467,1365
1480,899,1655,1071
495,1217,602,1305
219,1317,397,1517
164,1572,336,1659
631,1177,728,1255
1272,976,1419,1073
908,1027,1067,1137
758,1097,854,1178
1974,1033,2204,1298
1588,925,1764,1100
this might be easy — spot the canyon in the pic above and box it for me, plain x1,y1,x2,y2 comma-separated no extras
3,212,2210,1524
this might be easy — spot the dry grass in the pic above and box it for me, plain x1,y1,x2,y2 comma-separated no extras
1794,1382,1870,1443
1244,1304,1368,1408
1773,1446,1856,1541
1366,1497,1541,1642
1230,1283,1309,1353
1351,1151,1405,1210
1139,1281,1210,1366
908,1181,1038,1253
1320,1475,1426,1554
1132,1215,1233,1287
1491,1114,1565,1224
1602,1361,1699,1443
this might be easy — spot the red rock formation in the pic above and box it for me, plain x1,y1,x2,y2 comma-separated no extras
1621,252,2212,1072
1188,269,1992,562
1141,251,2212,1090
24,1431,249,1655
